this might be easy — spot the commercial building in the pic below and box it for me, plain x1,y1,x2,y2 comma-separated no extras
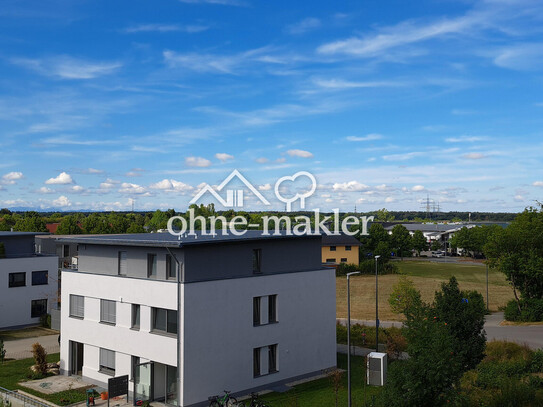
58,232,336,407
0,231,58,329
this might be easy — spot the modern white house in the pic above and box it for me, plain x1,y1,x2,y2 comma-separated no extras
0,231,58,329
58,232,336,407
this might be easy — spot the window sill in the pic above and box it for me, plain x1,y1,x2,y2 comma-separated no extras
150,330,177,338
253,321,278,327
254,370,279,379
99,368,115,376
99,321,116,326
69,315,84,320
130,326,140,331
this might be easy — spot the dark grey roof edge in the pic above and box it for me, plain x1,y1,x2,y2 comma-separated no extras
0,231,50,237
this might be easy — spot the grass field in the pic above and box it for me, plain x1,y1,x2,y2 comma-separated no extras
0,327,58,342
260,353,381,407
337,260,515,321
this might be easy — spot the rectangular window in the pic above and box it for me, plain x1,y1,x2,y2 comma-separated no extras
330,246,337,251
31,299,47,318
345,245,352,251
326,258,336,263
132,304,140,329
147,254,157,277
69,295,84,318
131,356,140,381
32,270,48,286
63,245,70,258
8,272,26,288
253,348,261,377
341,258,348,263
268,295,277,324
118,251,127,276
100,300,116,325
268,344,278,373
152,308,177,335
253,297,261,326
166,254,176,279
252,249,262,274
99,348,115,375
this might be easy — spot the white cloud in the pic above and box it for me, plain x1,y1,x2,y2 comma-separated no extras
332,181,369,192
445,136,486,143
382,151,423,161
533,181,543,187
514,195,525,202
37,187,54,194
258,183,272,191
99,178,119,190
314,78,401,90
71,185,85,193
285,17,321,35
122,24,209,34
119,182,147,195
11,56,122,80
276,157,286,163
412,185,425,192
462,152,486,160
286,149,313,158
346,134,383,142
2,172,24,185
53,195,71,207
493,43,543,71
255,157,269,164
215,153,234,162
385,197,396,203
86,168,104,174
45,172,74,185
149,179,194,193
185,156,212,167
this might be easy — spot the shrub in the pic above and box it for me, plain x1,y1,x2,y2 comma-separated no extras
504,298,543,322
32,342,48,375
531,350,543,373
335,262,359,276
384,329,407,360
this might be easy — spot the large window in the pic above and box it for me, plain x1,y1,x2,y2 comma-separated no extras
253,297,261,326
253,295,278,326
99,348,115,375
166,254,176,279
268,344,278,373
8,272,26,288
152,308,177,335
100,300,116,325
32,270,48,286
252,249,262,274
69,295,84,318
118,251,127,276
147,254,157,278
253,344,278,377
253,347,261,377
31,299,47,318
63,245,70,258
132,304,140,330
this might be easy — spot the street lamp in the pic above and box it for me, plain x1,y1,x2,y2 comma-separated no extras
375,255,381,352
347,271,361,407
486,262,489,312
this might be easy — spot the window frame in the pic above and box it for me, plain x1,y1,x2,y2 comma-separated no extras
152,307,177,335
8,272,26,288
166,254,177,280
31,299,47,318
252,249,262,274
325,258,336,263
253,296,261,326
330,246,337,251
341,258,348,263
253,347,261,377
268,295,278,324
99,348,116,376
69,294,84,319
147,253,157,278
345,245,352,251
31,270,48,286
268,344,278,374
118,251,127,276
100,299,116,325
131,304,140,330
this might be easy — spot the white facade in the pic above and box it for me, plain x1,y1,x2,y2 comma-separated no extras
0,255,58,329
59,236,336,407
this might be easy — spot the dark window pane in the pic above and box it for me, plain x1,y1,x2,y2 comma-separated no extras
253,348,260,377
167,310,178,334
268,344,277,373
253,297,261,326
252,249,261,274
31,299,47,318
154,308,167,331
9,272,26,288
268,295,277,323
32,270,48,286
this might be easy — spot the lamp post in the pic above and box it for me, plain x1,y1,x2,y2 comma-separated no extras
347,271,361,407
486,262,489,312
375,255,381,352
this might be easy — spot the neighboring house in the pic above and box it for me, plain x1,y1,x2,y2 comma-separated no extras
0,231,58,329
321,234,362,265
57,231,336,407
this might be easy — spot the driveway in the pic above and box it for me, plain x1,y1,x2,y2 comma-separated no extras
4,334,60,360
338,312,543,349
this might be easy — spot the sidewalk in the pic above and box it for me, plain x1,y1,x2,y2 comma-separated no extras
4,335,60,360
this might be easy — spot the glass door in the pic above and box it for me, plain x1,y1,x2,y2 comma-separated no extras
134,362,153,406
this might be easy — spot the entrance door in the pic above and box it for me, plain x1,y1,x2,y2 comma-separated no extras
134,362,153,405
70,341,83,376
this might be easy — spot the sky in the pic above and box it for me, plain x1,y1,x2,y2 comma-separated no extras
1,0,543,213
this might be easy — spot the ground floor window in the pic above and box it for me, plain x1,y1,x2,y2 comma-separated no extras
253,344,278,377
31,299,47,318
99,348,115,375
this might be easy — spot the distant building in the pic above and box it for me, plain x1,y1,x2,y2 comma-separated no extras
0,232,58,329
321,233,361,265
57,232,336,407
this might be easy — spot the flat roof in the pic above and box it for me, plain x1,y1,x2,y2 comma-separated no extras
56,230,321,248
383,223,472,233
0,231,50,238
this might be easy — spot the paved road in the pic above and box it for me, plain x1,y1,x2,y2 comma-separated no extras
339,312,543,349
4,334,60,360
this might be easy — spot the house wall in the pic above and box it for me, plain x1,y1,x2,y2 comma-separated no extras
180,268,336,407
0,255,58,328
0,235,36,257
321,245,359,264
60,271,178,387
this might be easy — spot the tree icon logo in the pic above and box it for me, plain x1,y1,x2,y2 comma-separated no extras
274,171,317,212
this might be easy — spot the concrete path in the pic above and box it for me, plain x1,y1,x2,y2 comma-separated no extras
338,312,543,350
4,334,60,360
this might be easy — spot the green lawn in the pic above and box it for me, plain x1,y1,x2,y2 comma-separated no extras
0,327,58,342
0,353,88,406
259,353,382,407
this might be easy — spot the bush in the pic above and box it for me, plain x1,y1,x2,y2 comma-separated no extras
40,314,51,328
32,342,48,375
335,259,399,276
504,299,543,322
531,350,543,373
335,263,359,276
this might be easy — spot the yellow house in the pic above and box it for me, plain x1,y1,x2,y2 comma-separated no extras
321,234,361,265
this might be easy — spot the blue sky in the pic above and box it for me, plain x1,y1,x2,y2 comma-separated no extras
1,0,543,212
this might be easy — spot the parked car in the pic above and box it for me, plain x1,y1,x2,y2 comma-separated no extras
431,251,444,258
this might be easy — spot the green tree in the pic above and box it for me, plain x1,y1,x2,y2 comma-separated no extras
375,208,395,222
390,224,412,259
430,240,442,251
13,212,47,232
388,276,422,317
412,230,428,255
56,215,82,235
146,210,169,232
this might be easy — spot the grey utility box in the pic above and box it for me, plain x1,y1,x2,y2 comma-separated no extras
367,352,387,386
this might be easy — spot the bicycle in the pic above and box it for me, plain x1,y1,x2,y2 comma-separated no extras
239,392,270,407
208,390,239,407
